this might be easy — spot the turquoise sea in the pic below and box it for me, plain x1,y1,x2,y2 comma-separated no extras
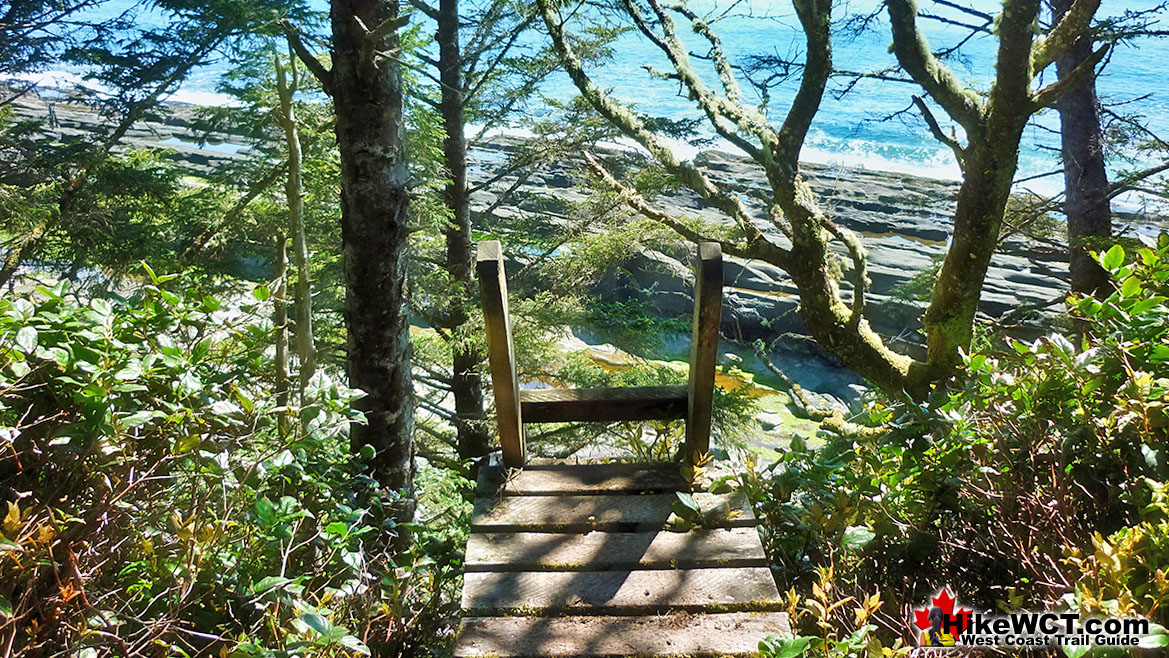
19,0,1169,205
529,0,1169,206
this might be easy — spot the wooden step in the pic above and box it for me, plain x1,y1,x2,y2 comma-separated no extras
455,612,791,657
519,386,687,423
471,492,754,533
466,528,767,572
462,566,781,614
478,462,688,496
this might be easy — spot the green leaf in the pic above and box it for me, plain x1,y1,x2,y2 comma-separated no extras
358,443,376,461
841,525,876,550
191,338,211,362
113,361,142,381
1061,645,1090,658
1121,276,1142,299
675,492,701,514
758,635,812,658
14,327,37,354
1047,334,1075,358
300,613,332,636
1102,244,1125,271
252,285,271,301
339,635,370,656
1140,623,1169,649
90,299,113,317
251,576,292,595
121,411,155,428
0,593,12,618
256,497,276,527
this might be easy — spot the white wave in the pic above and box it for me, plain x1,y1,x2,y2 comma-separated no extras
4,69,241,108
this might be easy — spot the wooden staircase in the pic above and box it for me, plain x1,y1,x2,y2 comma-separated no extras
455,242,788,656
455,460,789,657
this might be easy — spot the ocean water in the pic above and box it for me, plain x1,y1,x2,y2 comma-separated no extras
14,0,1169,203
528,0,1169,202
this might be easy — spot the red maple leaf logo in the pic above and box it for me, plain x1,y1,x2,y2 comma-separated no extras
913,587,972,634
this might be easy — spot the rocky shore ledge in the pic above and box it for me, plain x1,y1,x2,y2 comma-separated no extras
9,87,1155,387
468,138,1080,354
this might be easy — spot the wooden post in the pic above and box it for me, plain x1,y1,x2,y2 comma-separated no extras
685,242,723,464
476,240,526,467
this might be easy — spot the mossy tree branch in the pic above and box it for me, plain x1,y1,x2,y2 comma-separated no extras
538,0,763,247
1031,42,1109,108
582,152,790,264
1032,0,1103,72
540,0,916,400
886,0,983,132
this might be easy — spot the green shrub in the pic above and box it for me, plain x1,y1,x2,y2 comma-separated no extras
0,270,464,656
738,235,1169,652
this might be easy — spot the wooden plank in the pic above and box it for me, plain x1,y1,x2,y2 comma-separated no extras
471,492,754,533
455,612,791,657
685,242,723,464
476,240,525,467
477,462,688,496
520,386,687,423
461,566,780,614
465,528,767,572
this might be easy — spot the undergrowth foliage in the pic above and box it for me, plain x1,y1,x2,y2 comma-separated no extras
743,235,1169,656
0,269,464,656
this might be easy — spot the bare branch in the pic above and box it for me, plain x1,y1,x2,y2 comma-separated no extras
280,20,333,95
886,0,983,130
933,0,995,22
406,0,439,20
623,0,770,159
356,14,410,70
775,0,832,162
919,12,992,33
912,95,965,172
1108,160,1169,198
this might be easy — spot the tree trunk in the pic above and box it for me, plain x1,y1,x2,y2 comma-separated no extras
436,0,490,459
1053,0,1111,296
330,0,415,519
275,50,317,397
274,231,291,438
917,127,1027,386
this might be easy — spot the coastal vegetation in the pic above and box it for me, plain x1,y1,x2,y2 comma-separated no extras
0,0,1168,656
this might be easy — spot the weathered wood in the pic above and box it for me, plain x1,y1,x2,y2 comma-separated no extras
520,386,687,423
685,242,723,464
476,240,525,467
462,566,780,614
477,462,688,497
471,492,754,533
465,528,767,572
456,458,781,657
455,612,791,657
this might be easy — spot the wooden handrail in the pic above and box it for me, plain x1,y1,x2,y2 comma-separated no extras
476,240,722,468
684,242,723,464
476,240,526,467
